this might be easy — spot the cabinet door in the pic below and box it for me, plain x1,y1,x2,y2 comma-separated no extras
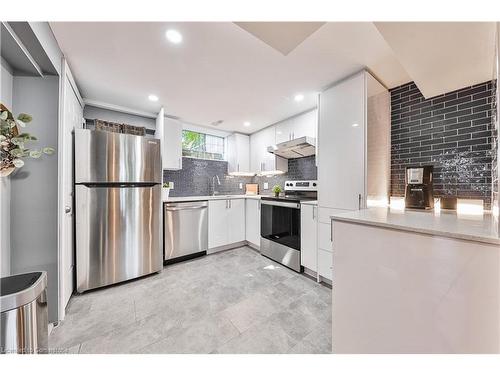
228,199,246,243
300,204,317,272
318,72,365,210
245,199,261,246
163,117,183,170
318,249,333,281
208,200,228,248
293,109,317,140
275,118,294,143
227,133,250,174
250,126,276,173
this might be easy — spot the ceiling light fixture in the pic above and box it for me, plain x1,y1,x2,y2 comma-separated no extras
294,94,304,102
148,94,159,102
352,123,359,127
166,29,183,44
243,121,251,127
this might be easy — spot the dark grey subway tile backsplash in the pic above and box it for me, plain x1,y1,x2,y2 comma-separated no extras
163,155,317,197
390,81,495,208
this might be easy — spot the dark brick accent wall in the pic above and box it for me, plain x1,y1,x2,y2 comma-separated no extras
391,81,495,208
163,155,317,197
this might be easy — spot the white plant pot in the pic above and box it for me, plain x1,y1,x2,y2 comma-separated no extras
162,188,170,201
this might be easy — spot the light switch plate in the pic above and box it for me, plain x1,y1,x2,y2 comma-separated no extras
169,182,174,190
264,182,269,190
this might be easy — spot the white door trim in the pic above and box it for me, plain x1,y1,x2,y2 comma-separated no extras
57,57,83,321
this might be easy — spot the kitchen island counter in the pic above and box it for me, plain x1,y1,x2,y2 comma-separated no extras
331,207,499,245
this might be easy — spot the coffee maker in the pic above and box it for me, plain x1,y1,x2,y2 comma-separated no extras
405,166,434,209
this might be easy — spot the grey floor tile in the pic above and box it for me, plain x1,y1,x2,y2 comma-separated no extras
138,314,239,354
50,246,332,354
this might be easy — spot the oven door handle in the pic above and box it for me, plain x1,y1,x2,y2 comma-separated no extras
260,200,300,209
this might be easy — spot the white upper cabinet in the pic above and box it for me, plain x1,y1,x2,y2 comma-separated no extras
318,70,390,211
156,111,183,170
275,109,317,144
250,126,287,174
227,133,251,175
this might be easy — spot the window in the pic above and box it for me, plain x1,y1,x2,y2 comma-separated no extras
182,130,225,160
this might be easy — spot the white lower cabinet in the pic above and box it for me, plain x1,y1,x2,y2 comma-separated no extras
317,208,333,282
227,199,245,244
300,204,317,272
208,199,245,251
245,199,261,247
317,249,333,281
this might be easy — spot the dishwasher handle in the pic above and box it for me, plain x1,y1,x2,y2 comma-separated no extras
165,201,208,211
165,205,207,211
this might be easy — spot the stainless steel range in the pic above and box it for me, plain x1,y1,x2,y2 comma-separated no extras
260,180,318,272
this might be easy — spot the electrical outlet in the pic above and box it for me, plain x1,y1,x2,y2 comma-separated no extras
169,182,174,190
264,182,269,190
239,183,243,189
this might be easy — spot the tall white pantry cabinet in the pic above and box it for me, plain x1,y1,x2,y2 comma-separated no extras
316,70,390,282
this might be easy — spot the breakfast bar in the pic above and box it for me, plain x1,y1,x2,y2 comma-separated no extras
330,208,500,353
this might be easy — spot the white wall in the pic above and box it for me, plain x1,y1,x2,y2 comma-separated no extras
0,59,13,277
11,75,59,322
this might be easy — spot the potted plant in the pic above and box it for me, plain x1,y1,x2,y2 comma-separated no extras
162,182,171,200
0,103,54,177
272,184,282,197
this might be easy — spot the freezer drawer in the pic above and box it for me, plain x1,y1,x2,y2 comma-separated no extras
164,201,208,262
75,129,161,184
75,185,162,292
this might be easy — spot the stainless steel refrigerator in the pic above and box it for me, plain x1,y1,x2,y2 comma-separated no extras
75,129,163,292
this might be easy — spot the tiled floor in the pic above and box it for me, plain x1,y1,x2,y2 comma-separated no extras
50,246,332,354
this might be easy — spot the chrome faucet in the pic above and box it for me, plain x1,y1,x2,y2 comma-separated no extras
211,175,221,196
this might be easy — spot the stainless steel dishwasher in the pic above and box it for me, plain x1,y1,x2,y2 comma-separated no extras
164,201,208,264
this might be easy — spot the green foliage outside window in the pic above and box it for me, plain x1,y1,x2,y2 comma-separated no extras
182,130,224,160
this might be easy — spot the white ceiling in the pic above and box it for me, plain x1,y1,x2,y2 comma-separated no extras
375,22,497,98
50,22,411,134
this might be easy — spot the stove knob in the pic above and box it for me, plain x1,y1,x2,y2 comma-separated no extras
313,183,317,187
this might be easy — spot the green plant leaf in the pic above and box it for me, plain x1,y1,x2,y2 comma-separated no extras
12,159,24,168
17,113,32,123
29,150,42,158
10,148,24,157
11,137,25,146
42,147,55,155
0,135,5,142
16,119,26,128
0,111,8,120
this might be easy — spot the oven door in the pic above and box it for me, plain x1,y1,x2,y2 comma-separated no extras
260,200,301,250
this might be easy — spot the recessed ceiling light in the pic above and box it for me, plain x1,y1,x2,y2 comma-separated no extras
166,29,183,44
243,121,251,127
148,94,159,102
352,123,359,127
294,94,304,102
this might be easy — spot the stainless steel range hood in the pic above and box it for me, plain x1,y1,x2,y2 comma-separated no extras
267,136,316,159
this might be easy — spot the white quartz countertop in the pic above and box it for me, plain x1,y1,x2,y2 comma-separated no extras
164,194,263,202
331,208,500,245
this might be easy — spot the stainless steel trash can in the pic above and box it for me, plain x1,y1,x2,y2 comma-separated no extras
1,271,48,354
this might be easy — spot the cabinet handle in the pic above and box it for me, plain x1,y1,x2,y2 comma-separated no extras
258,200,261,210
237,163,239,172
358,194,362,210
312,206,315,220
225,200,228,209
178,158,181,169
229,199,232,208
330,222,333,243
262,162,266,171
